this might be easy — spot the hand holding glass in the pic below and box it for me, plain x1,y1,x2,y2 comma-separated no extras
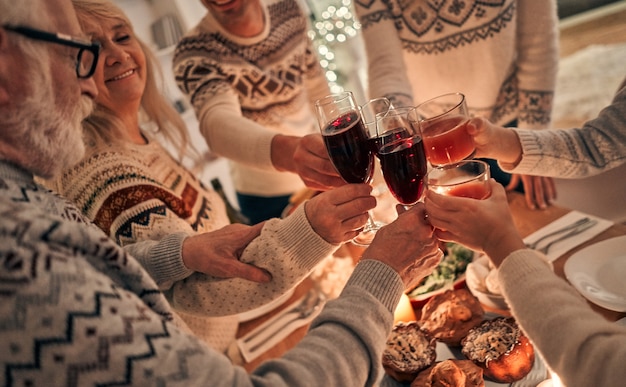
315,91,377,245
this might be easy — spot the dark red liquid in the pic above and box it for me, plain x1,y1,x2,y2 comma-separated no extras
322,110,374,184
367,127,411,154
378,135,428,205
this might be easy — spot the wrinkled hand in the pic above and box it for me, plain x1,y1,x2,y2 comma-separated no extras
293,133,345,190
304,184,376,244
363,203,442,289
181,222,272,283
424,180,526,266
506,174,557,210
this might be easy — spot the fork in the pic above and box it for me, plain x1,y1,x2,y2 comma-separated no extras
526,217,593,250
241,288,326,353
537,219,598,254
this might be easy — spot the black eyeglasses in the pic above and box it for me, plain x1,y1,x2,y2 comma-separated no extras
3,24,100,79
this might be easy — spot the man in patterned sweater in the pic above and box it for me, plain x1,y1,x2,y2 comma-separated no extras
0,0,442,384
173,0,343,224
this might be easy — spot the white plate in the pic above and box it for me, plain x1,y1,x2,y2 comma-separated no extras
237,288,295,322
564,235,626,312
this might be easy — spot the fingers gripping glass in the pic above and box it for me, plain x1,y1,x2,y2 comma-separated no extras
3,25,100,79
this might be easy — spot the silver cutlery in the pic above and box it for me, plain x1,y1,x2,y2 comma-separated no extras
526,217,593,250
241,288,326,353
537,219,598,254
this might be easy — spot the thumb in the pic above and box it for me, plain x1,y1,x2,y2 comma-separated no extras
241,221,265,243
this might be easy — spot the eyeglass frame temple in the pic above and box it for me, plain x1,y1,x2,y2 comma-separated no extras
2,24,100,78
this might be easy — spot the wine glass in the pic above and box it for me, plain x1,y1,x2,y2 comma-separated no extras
377,106,446,265
375,106,428,207
425,160,492,199
315,91,378,246
360,97,395,228
413,93,475,166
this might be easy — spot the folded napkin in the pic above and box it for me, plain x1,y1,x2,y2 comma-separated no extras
523,211,613,262
236,292,324,363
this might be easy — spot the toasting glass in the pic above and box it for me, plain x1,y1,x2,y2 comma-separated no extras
375,106,428,207
315,91,378,246
414,93,475,166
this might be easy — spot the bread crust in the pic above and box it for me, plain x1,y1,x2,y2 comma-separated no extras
461,317,535,383
411,359,485,387
420,289,485,346
382,321,438,383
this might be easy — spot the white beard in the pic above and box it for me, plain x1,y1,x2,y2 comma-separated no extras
8,55,93,179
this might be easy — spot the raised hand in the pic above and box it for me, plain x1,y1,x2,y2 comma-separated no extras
363,203,442,290
292,133,345,190
304,183,376,244
424,180,526,266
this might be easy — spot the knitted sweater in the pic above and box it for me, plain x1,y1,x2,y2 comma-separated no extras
0,160,405,386
49,140,338,352
498,250,626,387
173,0,331,196
505,79,626,177
355,0,559,129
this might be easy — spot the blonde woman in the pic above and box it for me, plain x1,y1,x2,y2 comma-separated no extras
50,0,375,354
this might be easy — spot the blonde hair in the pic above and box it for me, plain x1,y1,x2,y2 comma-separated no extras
72,0,195,161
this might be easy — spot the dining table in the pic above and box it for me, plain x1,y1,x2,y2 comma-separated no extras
235,190,626,372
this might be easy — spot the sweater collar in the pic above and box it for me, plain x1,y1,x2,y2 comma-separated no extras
0,159,36,185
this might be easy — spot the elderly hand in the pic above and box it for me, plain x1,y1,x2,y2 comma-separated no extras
304,184,376,244
424,180,526,267
292,133,345,190
363,203,442,289
181,222,272,283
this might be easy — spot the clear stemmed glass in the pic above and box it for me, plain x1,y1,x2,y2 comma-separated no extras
359,97,395,232
375,106,428,207
315,91,378,246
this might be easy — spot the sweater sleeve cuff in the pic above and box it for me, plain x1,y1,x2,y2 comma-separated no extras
146,232,194,288
499,129,544,174
245,204,337,271
499,249,553,284
343,259,404,314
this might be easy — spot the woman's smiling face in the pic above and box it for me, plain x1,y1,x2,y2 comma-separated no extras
82,15,146,114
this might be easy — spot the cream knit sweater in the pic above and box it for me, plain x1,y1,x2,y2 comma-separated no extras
355,0,559,130
173,0,331,196
50,140,338,352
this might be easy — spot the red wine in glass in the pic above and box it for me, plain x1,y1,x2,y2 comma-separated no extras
367,127,411,155
321,110,374,184
378,134,428,206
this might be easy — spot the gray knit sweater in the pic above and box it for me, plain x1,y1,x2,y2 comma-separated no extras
0,160,404,386
505,79,626,177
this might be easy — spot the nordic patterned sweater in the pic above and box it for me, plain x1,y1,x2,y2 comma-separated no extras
354,0,559,129
173,0,331,197
49,140,338,352
0,159,404,386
